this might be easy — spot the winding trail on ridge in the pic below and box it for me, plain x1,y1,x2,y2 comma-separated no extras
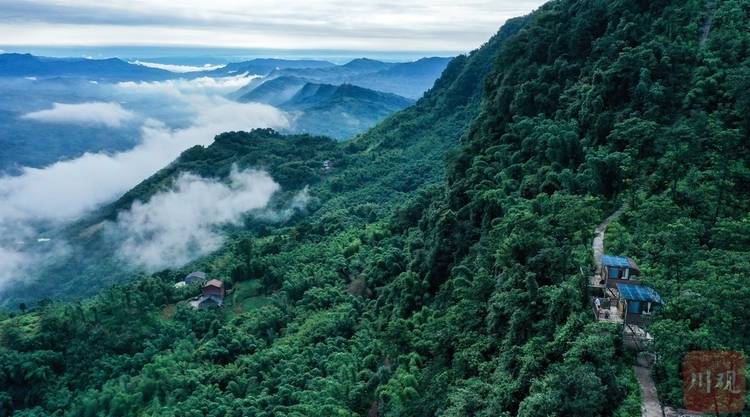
591,204,663,417
592,203,627,270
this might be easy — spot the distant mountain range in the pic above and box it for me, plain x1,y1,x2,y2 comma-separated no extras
0,53,173,81
0,54,336,81
0,53,447,164
238,77,413,139
228,56,452,138
0,54,451,99
201,58,336,77
237,56,452,99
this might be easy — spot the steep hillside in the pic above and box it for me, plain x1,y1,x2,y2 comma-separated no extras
281,83,414,139
2,1,748,416
236,79,413,139
236,76,308,106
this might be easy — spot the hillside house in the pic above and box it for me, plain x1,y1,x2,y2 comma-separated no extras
598,255,641,288
616,283,664,327
203,279,225,298
189,279,225,309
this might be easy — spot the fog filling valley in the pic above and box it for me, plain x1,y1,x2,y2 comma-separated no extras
0,73,295,293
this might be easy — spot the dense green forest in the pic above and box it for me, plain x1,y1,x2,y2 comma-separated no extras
2,0,749,416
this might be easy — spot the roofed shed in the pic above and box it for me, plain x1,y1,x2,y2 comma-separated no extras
616,283,663,325
600,255,641,288
202,279,225,299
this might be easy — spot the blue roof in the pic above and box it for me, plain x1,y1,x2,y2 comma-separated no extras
602,255,630,268
616,283,664,304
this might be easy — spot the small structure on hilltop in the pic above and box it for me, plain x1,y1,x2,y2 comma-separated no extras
616,283,664,326
322,160,333,171
189,279,225,309
203,279,225,298
599,255,641,288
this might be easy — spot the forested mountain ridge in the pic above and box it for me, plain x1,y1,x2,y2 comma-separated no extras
237,81,414,139
2,2,749,417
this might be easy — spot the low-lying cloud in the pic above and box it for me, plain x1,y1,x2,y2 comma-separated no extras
0,74,289,290
21,101,134,127
114,168,280,271
132,60,226,73
0,82,288,225
116,74,256,97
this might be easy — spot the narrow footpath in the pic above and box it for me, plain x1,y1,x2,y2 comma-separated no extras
635,356,664,417
592,203,626,270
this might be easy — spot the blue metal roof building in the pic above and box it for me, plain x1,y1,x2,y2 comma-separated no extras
616,283,664,304
602,255,630,268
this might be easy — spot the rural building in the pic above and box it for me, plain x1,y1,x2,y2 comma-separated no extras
616,283,664,326
203,279,225,298
589,253,665,349
190,279,224,310
189,279,226,309
598,255,641,288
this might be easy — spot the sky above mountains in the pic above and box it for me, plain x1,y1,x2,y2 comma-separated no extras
1,0,546,52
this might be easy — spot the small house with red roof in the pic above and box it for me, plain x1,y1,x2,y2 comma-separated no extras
189,279,225,309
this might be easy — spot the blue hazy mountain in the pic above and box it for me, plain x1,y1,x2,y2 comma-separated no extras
0,53,172,81
202,58,336,77
340,57,396,72
254,56,452,99
235,76,309,106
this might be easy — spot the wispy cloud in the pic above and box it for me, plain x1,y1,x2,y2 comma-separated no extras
132,60,225,73
1,100,287,223
20,101,134,127
114,167,280,270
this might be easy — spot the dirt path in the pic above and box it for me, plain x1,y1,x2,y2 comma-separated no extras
635,357,663,417
592,204,627,270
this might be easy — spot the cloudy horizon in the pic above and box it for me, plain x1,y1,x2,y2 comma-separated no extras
0,0,546,52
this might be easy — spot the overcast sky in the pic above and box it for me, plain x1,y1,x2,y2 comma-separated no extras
0,0,546,52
